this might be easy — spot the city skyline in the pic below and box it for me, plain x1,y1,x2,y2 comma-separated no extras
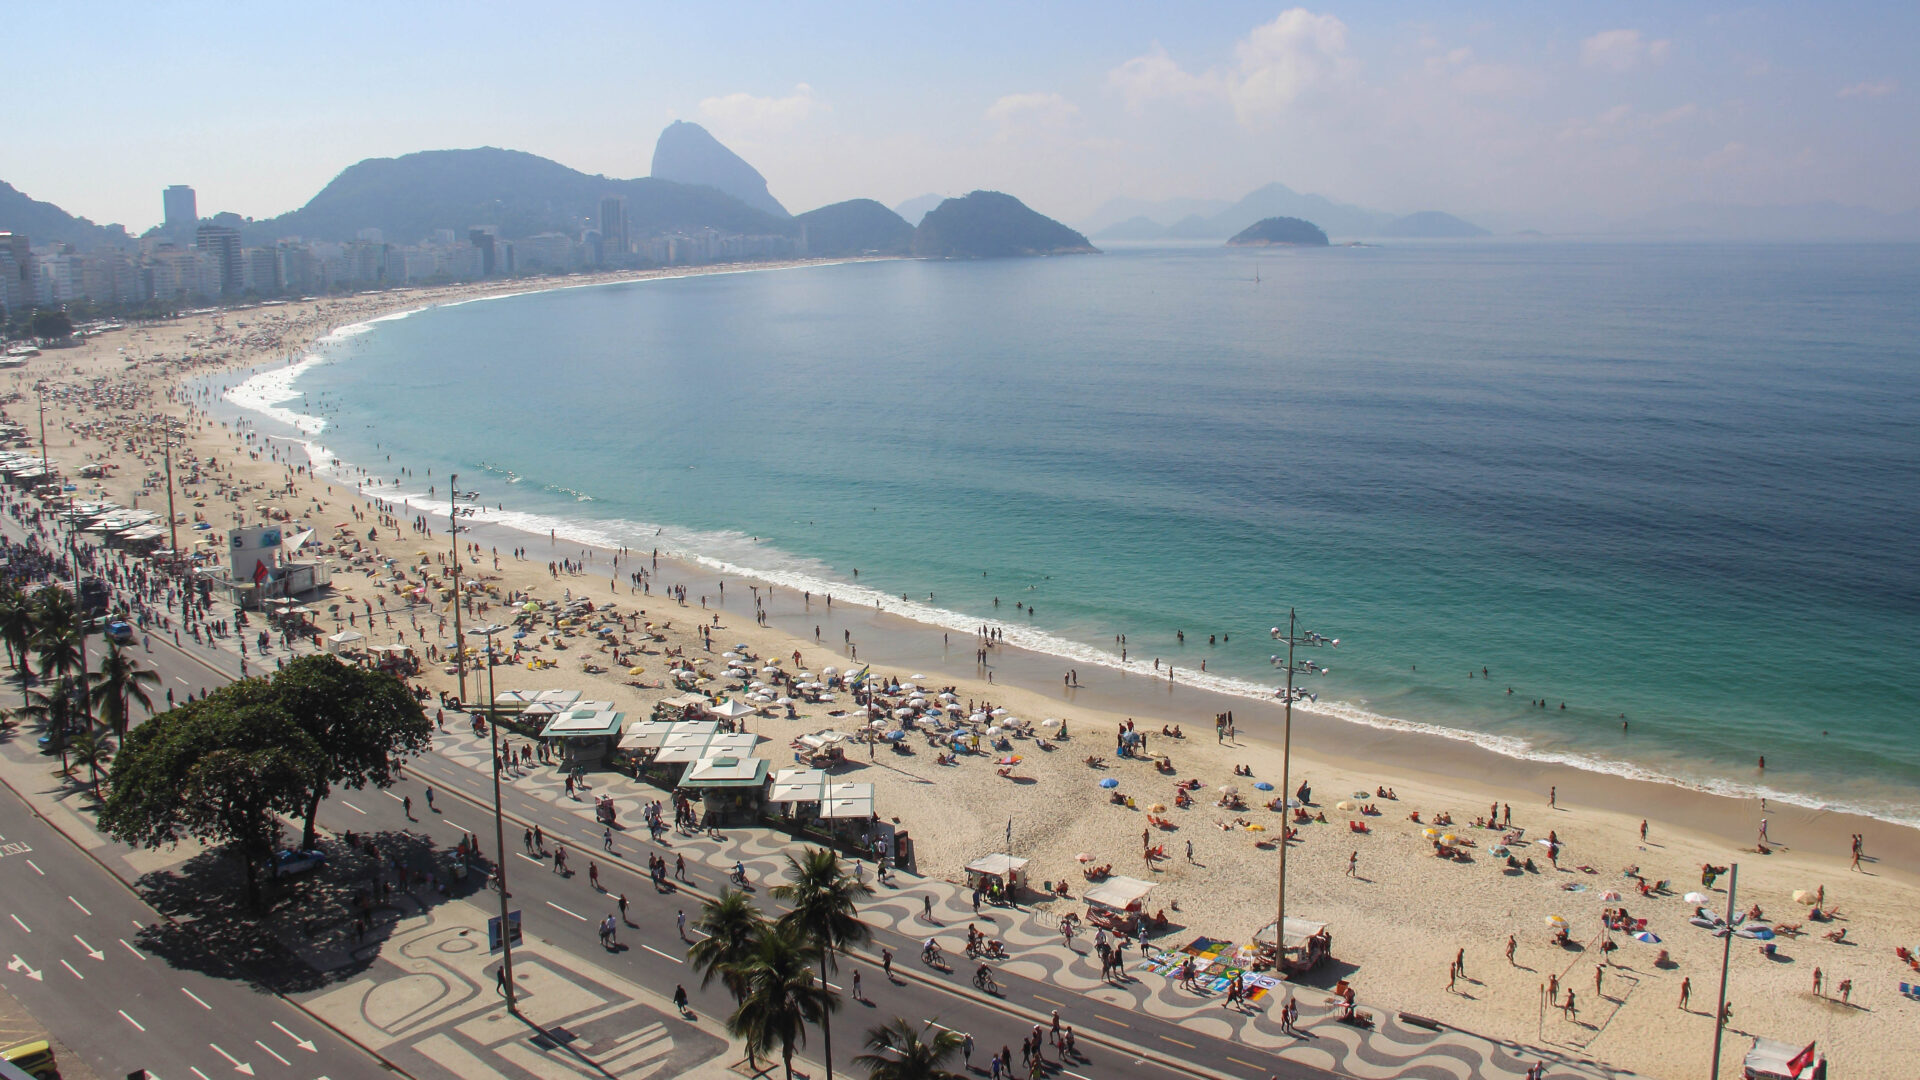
6,1,1915,234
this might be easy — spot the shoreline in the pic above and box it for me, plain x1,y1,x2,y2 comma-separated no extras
216,297,1920,838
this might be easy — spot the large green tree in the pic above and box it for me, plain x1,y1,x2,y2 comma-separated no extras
269,654,431,850
689,888,767,1001
0,587,36,693
32,589,86,723
851,1019,965,1080
724,923,834,1080
90,644,160,742
100,681,320,907
772,847,873,1080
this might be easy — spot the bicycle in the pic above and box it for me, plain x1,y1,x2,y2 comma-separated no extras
973,965,998,994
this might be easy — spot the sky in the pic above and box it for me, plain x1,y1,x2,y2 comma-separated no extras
5,1,1914,232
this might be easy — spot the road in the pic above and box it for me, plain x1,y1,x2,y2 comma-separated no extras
0,780,387,1080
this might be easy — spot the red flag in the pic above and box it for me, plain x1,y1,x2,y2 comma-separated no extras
253,560,269,584
1788,1042,1817,1078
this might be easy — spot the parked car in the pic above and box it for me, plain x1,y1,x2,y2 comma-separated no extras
273,848,327,878
1,1039,58,1080
103,620,135,645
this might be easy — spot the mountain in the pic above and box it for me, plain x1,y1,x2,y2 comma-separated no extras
650,120,788,219
1168,183,1391,240
1379,211,1489,238
1227,217,1329,246
1612,201,1920,241
0,181,129,249
242,147,792,247
911,192,1098,258
1092,215,1177,242
793,198,913,256
1079,195,1232,238
892,194,946,227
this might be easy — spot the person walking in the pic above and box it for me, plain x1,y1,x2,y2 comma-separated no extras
677,909,688,941
403,794,413,820
1679,976,1691,1010
618,893,629,924
961,1032,973,1069
881,946,894,981
1812,967,1823,997
672,984,689,1015
425,787,435,812
924,893,934,921
851,968,862,1001
1348,850,1358,877
1506,934,1517,965
589,860,600,891
602,826,614,852
675,852,687,881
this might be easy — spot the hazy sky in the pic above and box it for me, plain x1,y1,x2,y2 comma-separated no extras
7,2,1913,231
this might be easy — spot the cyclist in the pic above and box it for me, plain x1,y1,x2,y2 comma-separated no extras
922,937,942,965
975,963,997,992
731,861,747,885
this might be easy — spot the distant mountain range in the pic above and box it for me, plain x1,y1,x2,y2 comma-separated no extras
651,120,789,219
892,194,946,227
1227,217,1329,246
0,181,129,249
793,198,913,256
913,192,1096,257
1086,182,1487,241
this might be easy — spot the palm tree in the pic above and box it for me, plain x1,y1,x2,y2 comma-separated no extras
725,923,833,1080
772,847,873,1080
851,1019,965,1080
90,645,160,742
32,592,87,725
0,587,35,695
688,888,768,1005
66,728,114,798
13,676,78,774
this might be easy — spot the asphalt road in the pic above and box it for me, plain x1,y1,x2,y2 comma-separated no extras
0,780,388,1080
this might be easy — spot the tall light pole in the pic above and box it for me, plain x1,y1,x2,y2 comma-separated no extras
1270,608,1333,968
467,622,516,1010
448,475,475,702
1709,863,1740,1079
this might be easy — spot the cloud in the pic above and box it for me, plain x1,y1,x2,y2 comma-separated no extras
986,92,1080,129
1581,29,1671,71
1838,79,1896,99
697,84,825,129
1107,8,1353,123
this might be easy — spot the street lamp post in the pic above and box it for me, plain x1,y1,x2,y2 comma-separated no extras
467,622,517,1010
1270,608,1333,967
447,476,476,702
1710,863,1740,1079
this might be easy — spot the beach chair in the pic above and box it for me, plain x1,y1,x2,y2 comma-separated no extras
1901,982,1920,1000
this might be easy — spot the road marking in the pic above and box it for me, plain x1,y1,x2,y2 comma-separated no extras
640,944,683,963
340,801,366,815
1091,1014,1130,1028
271,1022,317,1052
383,791,403,802
1227,1057,1260,1069
254,1041,290,1066
1158,1035,1194,1049
9,914,29,932
175,676,190,685
68,896,92,916
120,938,147,960
209,1043,255,1075
1034,994,1067,1008
191,1067,212,1080
73,935,104,959
183,987,213,1009
119,1009,146,1032
7,955,41,981
441,818,468,832
25,859,43,875
59,958,83,979
515,853,543,866
546,901,587,921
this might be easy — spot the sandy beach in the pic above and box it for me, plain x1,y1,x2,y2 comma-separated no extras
11,264,1917,1079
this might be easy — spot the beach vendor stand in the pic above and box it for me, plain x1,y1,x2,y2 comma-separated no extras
1252,917,1333,976
1084,876,1156,936
965,853,1029,902
537,703,625,770
794,729,850,768
766,768,831,822
1742,1037,1825,1079
678,754,770,827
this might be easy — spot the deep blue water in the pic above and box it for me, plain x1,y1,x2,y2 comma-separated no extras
244,243,1920,822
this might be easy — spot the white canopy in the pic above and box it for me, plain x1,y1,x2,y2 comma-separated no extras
711,699,756,719
965,853,1029,880
819,781,875,820
767,768,830,804
619,718,719,751
1083,876,1156,911
654,730,761,764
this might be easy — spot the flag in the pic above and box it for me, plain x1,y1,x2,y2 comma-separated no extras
252,560,269,584
848,664,870,687
1788,1042,1817,1078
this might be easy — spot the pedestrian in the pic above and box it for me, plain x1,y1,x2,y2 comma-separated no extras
678,909,688,940
618,893,629,924
1678,976,1691,1010
534,824,544,851
589,860,600,890
1448,961,1457,991
1549,785,1556,808
1186,839,1194,862
851,968,862,1001
676,853,687,881
1838,978,1851,1004
882,946,894,981
603,826,614,852
1564,989,1577,1019
672,984,689,1015
1456,947,1465,978
403,794,413,819
425,787,435,811
1639,819,1647,842
1506,934,1517,965
1348,850,1358,877
924,893,934,921
961,1032,973,1068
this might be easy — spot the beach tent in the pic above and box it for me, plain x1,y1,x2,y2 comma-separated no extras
965,853,1029,892
1743,1037,1823,1080
1083,876,1155,913
326,630,364,652
767,768,831,805
820,781,875,820
712,700,756,720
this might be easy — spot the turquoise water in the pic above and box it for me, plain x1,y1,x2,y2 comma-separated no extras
234,244,1920,823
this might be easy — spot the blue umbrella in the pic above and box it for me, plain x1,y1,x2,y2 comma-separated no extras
1254,782,1274,791
1099,777,1119,789
885,730,907,741
1634,931,1661,944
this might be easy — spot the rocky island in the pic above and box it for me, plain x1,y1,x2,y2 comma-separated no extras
912,191,1098,257
1226,216,1330,246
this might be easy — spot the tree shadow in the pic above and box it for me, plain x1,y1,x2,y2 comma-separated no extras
131,825,480,995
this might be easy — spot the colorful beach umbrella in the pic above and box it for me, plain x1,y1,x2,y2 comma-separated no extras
1546,915,1568,928
1634,931,1661,944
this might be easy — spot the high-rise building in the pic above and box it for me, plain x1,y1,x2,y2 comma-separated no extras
163,185,197,230
0,232,31,316
599,195,629,259
468,227,497,277
194,223,244,296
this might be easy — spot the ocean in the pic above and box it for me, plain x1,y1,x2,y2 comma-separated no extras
224,242,1920,825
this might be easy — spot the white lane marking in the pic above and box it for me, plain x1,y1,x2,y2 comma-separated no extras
175,677,190,685
25,859,43,876
183,986,212,1009
120,938,147,960
73,935,104,959
515,853,543,866
545,901,587,921
383,791,403,802
119,1009,146,1032
255,1041,291,1066
640,944,683,963
191,1067,212,1080
9,914,29,932
7,955,42,981
68,896,92,916
59,958,83,979
340,801,366,815
270,1021,317,1052
208,1043,254,1075
441,818,467,832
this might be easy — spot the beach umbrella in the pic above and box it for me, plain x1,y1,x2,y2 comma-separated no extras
1254,781,1274,791
1219,784,1239,795
1792,889,1818,905
1076,853,1093,863
822,666,838,675
1041,718,1061,727
1246,823,1266,832
762,666,780,676
1423,828,1441,838
986,726,1003,736
1601,890,1622,901
885,730,907,741
894,709,914,720
723,652,740,660
870,720,889,730
1148,803,1167,813
1442,834,1460,845
991,708,1009,717
1634,931,1661,944
776,696,794,706
1684,892,1711,904
970,712,989,724
628,666,646,675
1099,778,1120,789
911,673,926,680
1546,916,1568,929
1336,800,1356,811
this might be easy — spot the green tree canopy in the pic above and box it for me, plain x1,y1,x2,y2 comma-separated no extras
269,654,431,850
852,1019,965,1080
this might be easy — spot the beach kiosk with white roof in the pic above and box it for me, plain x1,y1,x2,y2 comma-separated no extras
538,703,625,769
1083,875,1156,933
964,853,1029,894
678,754,770,826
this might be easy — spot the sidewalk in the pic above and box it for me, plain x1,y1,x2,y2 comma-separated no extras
426,720,1640,1080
